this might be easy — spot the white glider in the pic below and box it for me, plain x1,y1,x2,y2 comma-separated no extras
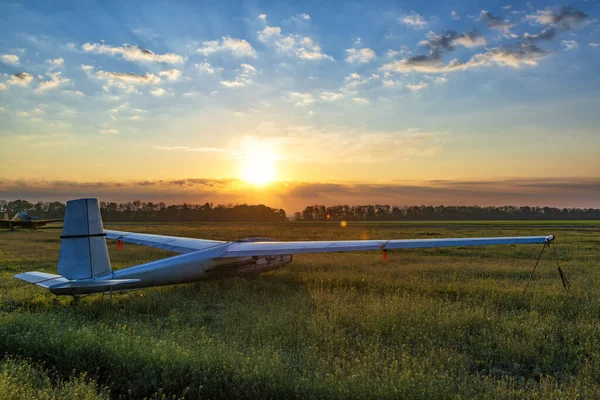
14,198,554,296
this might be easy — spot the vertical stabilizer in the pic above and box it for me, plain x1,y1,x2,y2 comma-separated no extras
58,198,111,280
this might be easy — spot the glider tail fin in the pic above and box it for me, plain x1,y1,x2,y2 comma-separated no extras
57,198,112,280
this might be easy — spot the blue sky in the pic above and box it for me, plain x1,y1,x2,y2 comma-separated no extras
0,0,599,210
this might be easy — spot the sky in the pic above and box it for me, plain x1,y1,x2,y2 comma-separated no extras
0,0,599,212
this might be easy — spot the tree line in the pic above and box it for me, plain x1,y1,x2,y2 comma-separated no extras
0,200,287,222
1,200,599,222
294,205,600,221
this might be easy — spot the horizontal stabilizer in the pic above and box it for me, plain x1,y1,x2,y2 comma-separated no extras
49,279,140,295
15,271,139,295
14,271,63,284
51,279,140,289
14,271,70,288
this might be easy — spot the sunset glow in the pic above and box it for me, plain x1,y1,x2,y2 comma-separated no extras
0,1,598,211
240,139,276,186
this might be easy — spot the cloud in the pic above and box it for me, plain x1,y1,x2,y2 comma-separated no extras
342,72,380,90
478,43,548,68
194,61,222,74
319,91,343,101
81,64,94,71
65,90,84,96
151,145,229,153
240,124,444,166
150,87,167,97
35,72,69,93
590,43,600,48
452,31,487,48
345,48,376,63
421,30,486,57
241,63,256,73
425,76,447,85
562,40,579,51
478,10,515,33
47,57,64,66
220,63,256,88
277,178,600,210
401,12,427,28
288,92,314,106
107,104,143,121
0,83,6,91
197,36,256,57
294,13,310,20
451,10,460,20
522,28,556,42
379,30,487,74
387,46,411,58
109,102,147,119
257,25,333,60
109,102,130,113
7,72,34,86
95,70,160,94
1,54,19,66
82,42,184,64
158,69,182,81
99,128,119,134
258,14,267,21
96,71,160,84
352,97,369,104
2,178,598,212
406,81,428,92
389,6,586,77
526,6,588,30
381,41,548,74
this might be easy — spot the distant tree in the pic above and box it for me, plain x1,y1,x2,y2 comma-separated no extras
293,204,600,221
2,199,600,222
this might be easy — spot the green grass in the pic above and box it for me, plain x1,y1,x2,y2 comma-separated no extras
0,356,108,400
0,221,599,399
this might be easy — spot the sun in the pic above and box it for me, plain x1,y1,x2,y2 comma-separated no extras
240,139,276,186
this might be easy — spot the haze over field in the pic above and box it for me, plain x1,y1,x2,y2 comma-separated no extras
0,1,598,212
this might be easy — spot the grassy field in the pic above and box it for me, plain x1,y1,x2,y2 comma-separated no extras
0,221,599,399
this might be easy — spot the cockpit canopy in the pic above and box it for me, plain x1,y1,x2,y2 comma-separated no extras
12,211,32,221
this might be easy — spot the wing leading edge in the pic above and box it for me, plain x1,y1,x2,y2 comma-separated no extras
105,229,552,258
105,229,226,254
220,235,554,258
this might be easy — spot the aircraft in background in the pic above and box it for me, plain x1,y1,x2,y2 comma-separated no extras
14,198,555,297
1,211,63,231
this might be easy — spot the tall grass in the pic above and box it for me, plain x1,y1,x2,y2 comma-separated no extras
0,356,108,400
0,222,598,398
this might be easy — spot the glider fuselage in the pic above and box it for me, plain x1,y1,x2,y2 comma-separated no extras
50,246,293,295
